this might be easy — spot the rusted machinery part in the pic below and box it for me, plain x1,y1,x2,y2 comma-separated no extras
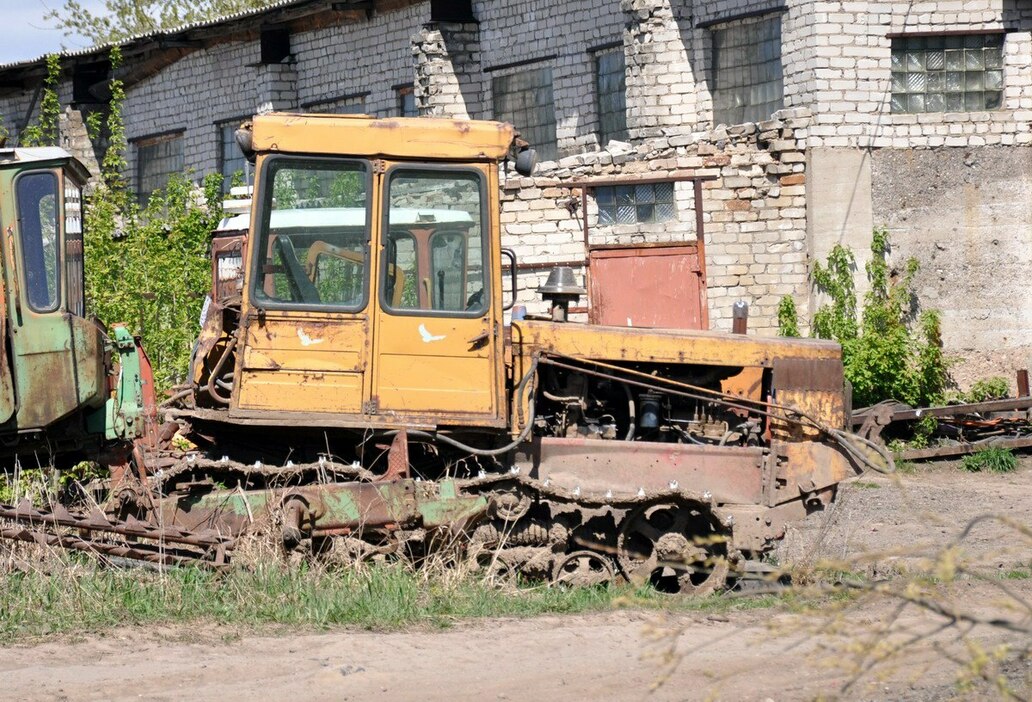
552,550,614,588
476,549,520,586
0,524,229,569
151,453,379,487
487,485,533,522
204,334,238,405
538,353,895,474
0,499,235,551
616,501,730,596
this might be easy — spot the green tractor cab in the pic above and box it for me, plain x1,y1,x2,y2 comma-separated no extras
0,147,151,467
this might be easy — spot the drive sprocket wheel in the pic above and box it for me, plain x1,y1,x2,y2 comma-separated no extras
552,550,614,588
487,485,533,522
616,501,729,595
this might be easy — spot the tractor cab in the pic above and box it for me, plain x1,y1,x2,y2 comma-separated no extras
0,147,147,460
191,113,532,431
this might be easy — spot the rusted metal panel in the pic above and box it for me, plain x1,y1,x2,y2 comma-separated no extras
588,245,705,330
772,357,844,393
770,440,862,505
514,319,842,368
522,437,765,505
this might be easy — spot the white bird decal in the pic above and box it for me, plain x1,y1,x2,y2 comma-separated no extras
296,328,325,346
418,324,446,343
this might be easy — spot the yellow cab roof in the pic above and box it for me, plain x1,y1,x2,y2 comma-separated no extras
251,112,516,161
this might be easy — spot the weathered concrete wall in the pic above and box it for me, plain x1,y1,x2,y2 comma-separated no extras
871,146,1032,387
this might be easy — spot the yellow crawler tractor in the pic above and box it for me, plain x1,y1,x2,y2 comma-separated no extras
140,113,888,592
0,116,889,590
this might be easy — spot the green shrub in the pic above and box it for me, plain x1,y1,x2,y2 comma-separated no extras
777,295,800,337
961,446,1018,474
779,228,950,408
966,377,1010,403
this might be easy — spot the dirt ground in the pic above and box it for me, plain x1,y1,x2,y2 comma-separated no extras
2,459,1031,702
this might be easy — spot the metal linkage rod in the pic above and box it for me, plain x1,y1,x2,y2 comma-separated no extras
0,525,227,569
0,500,235,549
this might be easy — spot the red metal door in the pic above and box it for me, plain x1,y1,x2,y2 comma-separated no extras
588,245,708,330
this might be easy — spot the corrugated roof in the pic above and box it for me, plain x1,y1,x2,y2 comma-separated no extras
0,0,314,72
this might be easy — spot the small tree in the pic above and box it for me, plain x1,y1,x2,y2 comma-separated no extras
84,47,217,390
46,0,281,45
779,228,949,408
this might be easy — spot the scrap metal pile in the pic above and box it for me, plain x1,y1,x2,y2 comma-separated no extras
853,371,1032,460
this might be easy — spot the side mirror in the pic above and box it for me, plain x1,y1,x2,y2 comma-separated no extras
515,147,538,177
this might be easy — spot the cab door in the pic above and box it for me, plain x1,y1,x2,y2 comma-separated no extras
234,156,375,416
369,164,504,427
3,168,92,429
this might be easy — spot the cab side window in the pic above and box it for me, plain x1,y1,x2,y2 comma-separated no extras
16,172,60,312
382,170,486,315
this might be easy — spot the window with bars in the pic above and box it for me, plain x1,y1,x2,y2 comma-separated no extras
218,121,249,194
307,95,366,115
397,85,417,117
890,34,1004,114
135,132,184,204
595,49,627,145
712,15,784,126
595,182,676,226
492,67,557,161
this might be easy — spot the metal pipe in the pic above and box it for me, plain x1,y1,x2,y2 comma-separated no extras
732,300,749,334
205,335,238,405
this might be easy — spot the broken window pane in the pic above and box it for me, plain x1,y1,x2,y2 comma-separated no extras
493,67,557,161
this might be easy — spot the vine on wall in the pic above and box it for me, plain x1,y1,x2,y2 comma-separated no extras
28,47,217,390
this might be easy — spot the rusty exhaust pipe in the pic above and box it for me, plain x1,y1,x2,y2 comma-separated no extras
732,300,749,335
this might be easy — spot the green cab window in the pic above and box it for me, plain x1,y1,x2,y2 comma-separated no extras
16,172,60,312
382,169,487,315
253,158,370,310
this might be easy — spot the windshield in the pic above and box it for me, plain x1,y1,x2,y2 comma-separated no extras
253,158,370,309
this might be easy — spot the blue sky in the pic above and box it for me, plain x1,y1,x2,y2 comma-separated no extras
2,0,108,65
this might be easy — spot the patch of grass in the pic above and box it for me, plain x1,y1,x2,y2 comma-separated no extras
960,447,1018,474
966,377,1010,402
895,460,918,475
851,480,881,490
0,560,790,642
1000,568,1031,581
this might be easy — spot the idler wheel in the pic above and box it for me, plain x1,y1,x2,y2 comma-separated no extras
616,501,729,595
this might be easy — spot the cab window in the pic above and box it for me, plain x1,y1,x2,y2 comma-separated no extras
382,169,487,315
16,172,60,312
253,158,370,309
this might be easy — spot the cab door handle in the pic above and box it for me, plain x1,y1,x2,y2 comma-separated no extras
467,330,490,349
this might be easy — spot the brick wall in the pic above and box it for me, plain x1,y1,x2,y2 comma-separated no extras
0,0,1029,378
501,108,811,334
